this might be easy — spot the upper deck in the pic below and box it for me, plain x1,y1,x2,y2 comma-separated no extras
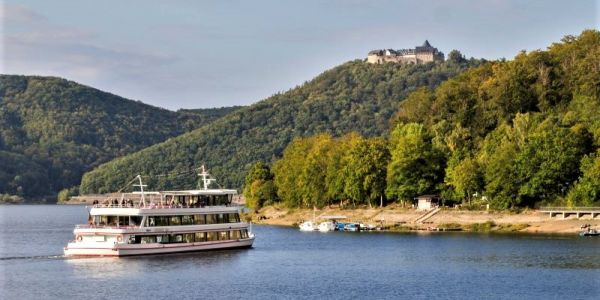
90,205,240,216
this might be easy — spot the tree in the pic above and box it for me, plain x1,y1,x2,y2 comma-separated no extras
566,151,600,206
445,156,483,205
447,50,467,64
386,123,445,203
243,162,276,209
344,138,390,207
514,119,592,206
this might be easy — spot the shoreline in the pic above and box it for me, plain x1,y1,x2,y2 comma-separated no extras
251,204,600,234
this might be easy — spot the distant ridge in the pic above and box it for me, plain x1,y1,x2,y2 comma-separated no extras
0,75,241,200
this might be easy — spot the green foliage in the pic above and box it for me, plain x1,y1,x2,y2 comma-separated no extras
243,162,276,209
445,156,484,204
393,30,600,208
247,30,598,209
82,58,478,194
0,75,238,200
514,117,592,206
566,152,600,206
386,123,445,201
57,186,80,203
271,133,390,207
343,138,390,206
0,193,24,204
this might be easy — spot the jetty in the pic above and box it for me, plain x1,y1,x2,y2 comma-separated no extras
540,207,600,219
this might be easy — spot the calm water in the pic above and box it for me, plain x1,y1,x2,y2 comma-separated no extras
1,205,599,300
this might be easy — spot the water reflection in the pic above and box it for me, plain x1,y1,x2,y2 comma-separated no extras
66,249,250,279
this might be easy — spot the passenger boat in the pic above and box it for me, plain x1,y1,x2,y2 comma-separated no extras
64,166,255,257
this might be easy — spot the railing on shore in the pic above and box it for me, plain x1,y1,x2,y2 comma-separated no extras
539,207,600,219
539,207,600,211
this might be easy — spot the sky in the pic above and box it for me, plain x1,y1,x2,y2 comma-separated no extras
1,0,598,110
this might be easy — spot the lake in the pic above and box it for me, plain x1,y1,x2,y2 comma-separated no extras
1,205,599,299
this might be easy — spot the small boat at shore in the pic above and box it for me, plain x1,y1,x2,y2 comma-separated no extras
299,221,318,231
579,229,600,237
344,223,359,231
318,221,336,232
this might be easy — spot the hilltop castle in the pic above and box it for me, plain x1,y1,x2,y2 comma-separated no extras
367,40,444,64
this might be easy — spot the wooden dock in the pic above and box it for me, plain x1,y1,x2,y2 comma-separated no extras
539,207,600,219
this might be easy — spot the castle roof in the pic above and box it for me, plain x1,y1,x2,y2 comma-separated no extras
369,40,441,56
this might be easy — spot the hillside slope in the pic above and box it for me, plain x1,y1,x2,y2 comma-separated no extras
0,75,240,199
81,56,482,193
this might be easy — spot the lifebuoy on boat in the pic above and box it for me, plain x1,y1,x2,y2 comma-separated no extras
117,235,123,242
76,235,82,241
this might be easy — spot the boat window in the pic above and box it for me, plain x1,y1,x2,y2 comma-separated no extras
130,216,143,226
241,229,248,239
157,216,169,226
194,214,206,224
107,216,119,226
195,232,206,242
218,231,229,241
199,195,208,207
228,213,240,223
181,215,194,225
183,233,195,243
206,231,218,241
170,216,181,226
157,235,169,244
231,230,241,239
170,234,183,243
217,213,225,224
206,214,216,224
118,216,128,226
141,236,156,244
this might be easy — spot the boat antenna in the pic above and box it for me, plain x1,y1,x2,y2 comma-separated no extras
132,175,147,206
198,165,216,190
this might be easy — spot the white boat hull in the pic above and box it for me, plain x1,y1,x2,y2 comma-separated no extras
318,221,335,232
299,221,317,231
64,236,255,257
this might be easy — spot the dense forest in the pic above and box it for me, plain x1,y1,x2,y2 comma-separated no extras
244,30,600,209
0,75,239,200
80,53,482,194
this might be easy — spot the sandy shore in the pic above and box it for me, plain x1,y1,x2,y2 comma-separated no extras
252,204,600,234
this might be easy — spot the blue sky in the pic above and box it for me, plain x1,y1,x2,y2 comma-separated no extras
2,0,598,110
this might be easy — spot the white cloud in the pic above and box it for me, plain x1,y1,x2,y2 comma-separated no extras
2,4,178,95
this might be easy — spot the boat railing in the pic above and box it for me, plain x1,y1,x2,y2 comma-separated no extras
75,224,141,229
91,203,235,209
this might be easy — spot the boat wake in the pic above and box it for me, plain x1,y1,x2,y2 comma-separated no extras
0,254,64,261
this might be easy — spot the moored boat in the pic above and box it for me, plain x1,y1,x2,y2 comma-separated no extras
318,221,336,232
299,221,318,231
64,166,255,257
579,228,600,237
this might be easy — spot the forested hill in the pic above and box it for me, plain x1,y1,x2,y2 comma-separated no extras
0,75,239,200
258,30,600,210
80,54,483,194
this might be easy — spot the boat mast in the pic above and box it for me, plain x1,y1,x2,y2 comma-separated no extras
198,165,215,190
132,175,147,206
